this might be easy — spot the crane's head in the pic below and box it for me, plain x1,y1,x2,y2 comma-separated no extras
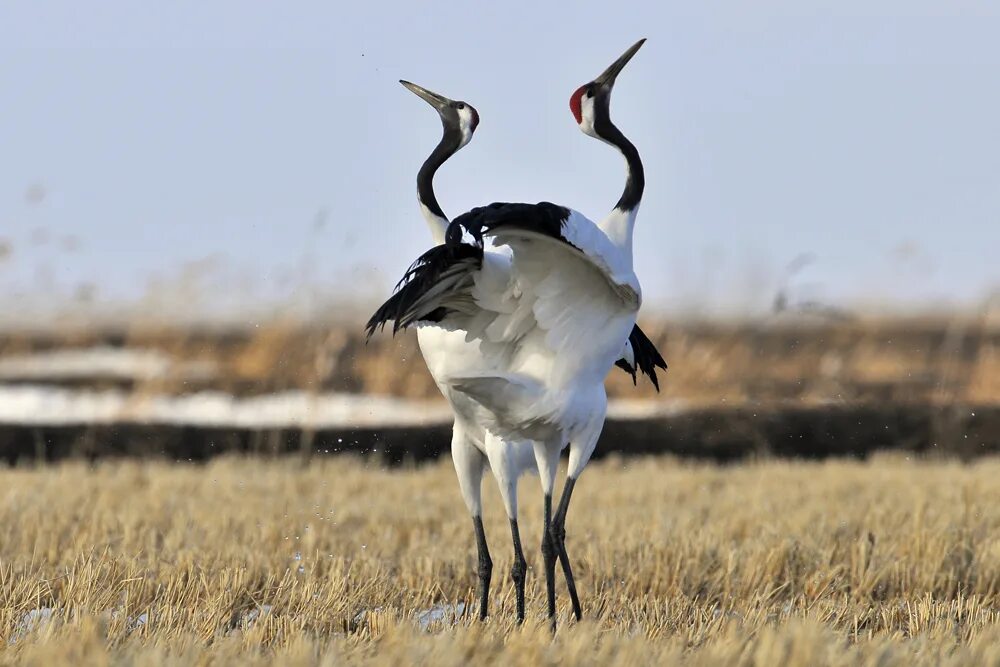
569,38,645,140
400,80,480,149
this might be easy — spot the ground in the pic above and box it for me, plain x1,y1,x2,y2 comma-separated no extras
3,454,1000,665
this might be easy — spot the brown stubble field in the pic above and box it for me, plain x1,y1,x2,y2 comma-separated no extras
4,454,1000,665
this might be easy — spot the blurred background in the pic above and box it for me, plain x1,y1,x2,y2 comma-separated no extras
2,1,999,462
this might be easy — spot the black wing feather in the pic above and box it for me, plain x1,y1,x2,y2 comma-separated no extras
448,201,573,249
365,243,483,339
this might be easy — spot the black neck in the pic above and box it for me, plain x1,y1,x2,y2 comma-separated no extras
614,131,643,212
594,106,644,212
417,127,462,221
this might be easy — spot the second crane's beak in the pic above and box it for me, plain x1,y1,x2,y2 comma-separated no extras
400,80,453,111
593,38,646,89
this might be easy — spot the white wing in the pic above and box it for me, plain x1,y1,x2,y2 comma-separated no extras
453,202,639,305
366,202,663,398
451,203,641,389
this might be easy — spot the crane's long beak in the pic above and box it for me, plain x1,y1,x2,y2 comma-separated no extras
593,38,646,88
400,80,452,111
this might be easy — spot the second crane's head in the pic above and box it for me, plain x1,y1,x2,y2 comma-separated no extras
400,80,480,150
570,38,645,140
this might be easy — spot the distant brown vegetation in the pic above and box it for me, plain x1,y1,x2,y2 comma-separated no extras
1,315,998,406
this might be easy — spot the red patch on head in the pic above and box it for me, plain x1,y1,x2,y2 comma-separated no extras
569,85,586,124
470,106,480,131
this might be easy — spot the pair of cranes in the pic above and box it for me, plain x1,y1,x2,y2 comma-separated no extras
366,38,664,628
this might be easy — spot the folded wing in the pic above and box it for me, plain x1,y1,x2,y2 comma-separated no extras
367,202,662,387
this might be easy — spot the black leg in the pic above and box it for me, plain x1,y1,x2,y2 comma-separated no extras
509,519,527,623
473,516,493,620
552,477,582,621
541,493,557,627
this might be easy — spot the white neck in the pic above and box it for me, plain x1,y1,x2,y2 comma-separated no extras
420,202,449,245
599,204,638,265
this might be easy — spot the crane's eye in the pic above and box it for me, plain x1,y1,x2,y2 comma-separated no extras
455,102,465,110
585,86,593,98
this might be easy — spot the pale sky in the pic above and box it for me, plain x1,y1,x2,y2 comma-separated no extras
1,1,998,321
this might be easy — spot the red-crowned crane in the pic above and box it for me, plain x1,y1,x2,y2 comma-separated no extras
372,40,661,626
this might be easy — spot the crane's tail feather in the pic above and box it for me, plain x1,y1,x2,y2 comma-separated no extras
627,323,667,391
615,356,638,385
365,243,484,339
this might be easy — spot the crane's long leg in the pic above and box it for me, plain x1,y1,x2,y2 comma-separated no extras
556,425,603,623
486,436,528,623
541,492,557,622
472,515,492,620
509,518,527,623
553,477,581,621
533,441,561,629
451,425,491,620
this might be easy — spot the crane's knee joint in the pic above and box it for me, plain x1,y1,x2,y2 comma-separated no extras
541,532,556,562
511,556,527,583
552,523,566,545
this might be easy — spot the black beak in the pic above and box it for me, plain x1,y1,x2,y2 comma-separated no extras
593,38,646,89
399,80,453,112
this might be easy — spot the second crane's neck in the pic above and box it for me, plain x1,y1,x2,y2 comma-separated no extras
596,122,644,252
417,132,461,245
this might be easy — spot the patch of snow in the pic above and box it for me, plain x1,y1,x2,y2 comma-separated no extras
607,399,687,420
0,347,214,382
416,602,467,630
0,385,681,429
129,612,148,631
0,386,452,428
241,605,273,626
9,607,57,643
109,607,148,632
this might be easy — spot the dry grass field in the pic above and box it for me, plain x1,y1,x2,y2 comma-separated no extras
4,455,1000,665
